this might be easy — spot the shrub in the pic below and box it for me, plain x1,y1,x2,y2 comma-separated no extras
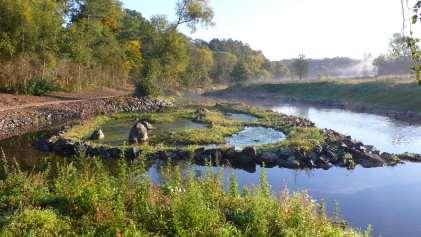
135,77,160,97
1,208,71,237
0,75,60,96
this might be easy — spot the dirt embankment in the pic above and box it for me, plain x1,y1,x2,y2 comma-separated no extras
0,95,171,140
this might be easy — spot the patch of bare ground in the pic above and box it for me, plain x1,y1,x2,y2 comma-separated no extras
0,86,134,111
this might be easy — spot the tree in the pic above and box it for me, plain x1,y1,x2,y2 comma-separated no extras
270,61,289,79
389,33,411,57
0,0,64,58
401,0,421,83
231,62,252,82
292,53,309,80
373,33,411,76
182,45,214,87
174,0,214,32
211,51,237,83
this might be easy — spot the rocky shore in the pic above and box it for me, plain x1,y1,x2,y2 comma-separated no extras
36,115,421,172
0,96,171,140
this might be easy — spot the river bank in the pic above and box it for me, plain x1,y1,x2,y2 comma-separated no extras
0,96,171,140
207,79,421,122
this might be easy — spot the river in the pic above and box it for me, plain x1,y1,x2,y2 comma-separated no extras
1,102,421,236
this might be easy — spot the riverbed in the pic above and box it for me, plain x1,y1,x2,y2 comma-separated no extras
2,102,421,236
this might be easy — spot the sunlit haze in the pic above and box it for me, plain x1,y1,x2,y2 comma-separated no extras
122,0,421,60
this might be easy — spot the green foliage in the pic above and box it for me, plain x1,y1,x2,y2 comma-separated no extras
0,74,59,95
0,0,286,94
283,127,325,152
211,51,238,83
209,39,271,82
181,44,214,87
231,62,253,82
135,77,160,97
2,208,71,237
174,0,215,32
0,157,365,236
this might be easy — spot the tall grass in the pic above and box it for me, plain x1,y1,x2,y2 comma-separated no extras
0,155,369,236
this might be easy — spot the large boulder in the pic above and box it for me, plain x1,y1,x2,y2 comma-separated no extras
350,148,385,168
380,152,401,165
128,122,148,144
279,156,300,169
90,129,105,140
257,152,279,167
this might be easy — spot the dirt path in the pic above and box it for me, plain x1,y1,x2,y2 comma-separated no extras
0,87,133,112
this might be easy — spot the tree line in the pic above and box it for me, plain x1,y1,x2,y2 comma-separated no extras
0,0,291,96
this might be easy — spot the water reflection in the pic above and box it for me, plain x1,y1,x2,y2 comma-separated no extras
273,103,421,154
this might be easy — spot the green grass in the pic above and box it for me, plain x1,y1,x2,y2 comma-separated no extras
0,156,369,236
213,79,421,112
283,127,326,152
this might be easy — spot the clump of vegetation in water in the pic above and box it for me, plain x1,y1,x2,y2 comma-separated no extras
62,104,324,156
283,127,326,152
0,157,369,236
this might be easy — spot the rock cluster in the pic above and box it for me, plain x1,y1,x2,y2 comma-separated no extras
37,125,420,172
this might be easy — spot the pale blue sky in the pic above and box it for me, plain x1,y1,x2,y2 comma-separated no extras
121,0,420,60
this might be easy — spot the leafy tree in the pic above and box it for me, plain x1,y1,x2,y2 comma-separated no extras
292,53,309,80
373,33,412,76
231,62,252,82
389,33,411,57
182,44,214,87
208,39,270,82
211,52,238,83
270,61,289,79
174,0,214,32
0,0,64,58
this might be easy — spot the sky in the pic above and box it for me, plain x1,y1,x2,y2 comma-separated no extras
121,0,421,60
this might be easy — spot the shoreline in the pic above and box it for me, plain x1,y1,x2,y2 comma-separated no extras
0,96,171,140
206,92,421,124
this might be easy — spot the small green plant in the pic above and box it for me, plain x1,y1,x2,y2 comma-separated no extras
283,127,326,152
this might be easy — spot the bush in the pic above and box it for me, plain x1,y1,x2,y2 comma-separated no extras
23,76,60,96
135,77,160,97
1,208,71,237
0,76,59,96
